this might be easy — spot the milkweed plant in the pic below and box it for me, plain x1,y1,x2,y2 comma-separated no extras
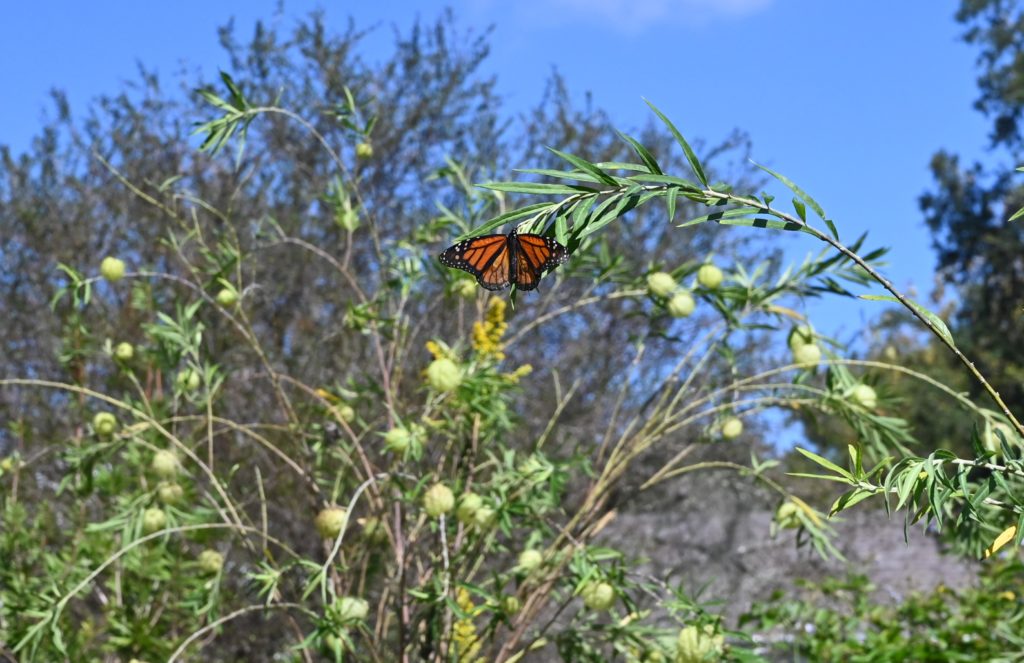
2,72,1023,662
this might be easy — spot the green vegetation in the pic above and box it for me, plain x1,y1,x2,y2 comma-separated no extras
3,3,1024,661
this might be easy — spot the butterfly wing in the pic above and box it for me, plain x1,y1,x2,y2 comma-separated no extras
439,234,512,291
511,233,569,291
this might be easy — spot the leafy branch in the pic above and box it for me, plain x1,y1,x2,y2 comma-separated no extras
470,100,1024,439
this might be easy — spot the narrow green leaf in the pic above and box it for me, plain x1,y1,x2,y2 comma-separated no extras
545,147,619,186
594,161,651,172
555,210,568,245
824,218,840,239
458,202,554,239
795,447,853,480
479,181,595,195
751,160,827,221
792,197,807,222
683,206,764,226
666,186,679,223
514,168,603,184
617,132,663,175
787,472,857,483
830,487,877,515
579,189,641,238
631,173,703,191
644,99,708,187
860,295,956,346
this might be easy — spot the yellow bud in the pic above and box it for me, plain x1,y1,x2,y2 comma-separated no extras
114,342,134,361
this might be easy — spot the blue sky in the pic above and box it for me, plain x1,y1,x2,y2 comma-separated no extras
0,0,995,339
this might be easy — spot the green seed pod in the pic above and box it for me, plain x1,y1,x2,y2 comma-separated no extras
142,507,167,534
774,500,801,529
92,412,118,436
517,548,543,572
850,384,878,409
787,325,815,351
114,342,134,361
423,483,455,518
581,581,615,611
215,287,239,307
426,358,462,392
720,417,743,440
384,427,412,453
646,272,677,298
792,343,822,367
667,292,695,318
696,263,723,289
456,492,483,524
675,624,724,663
314,506,349,539
157,482,185,505
197,549,224,574
100,256,126,282
337,596,370,622
151,450,179,479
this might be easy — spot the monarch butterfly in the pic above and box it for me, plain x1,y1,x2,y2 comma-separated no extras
439,229,569,291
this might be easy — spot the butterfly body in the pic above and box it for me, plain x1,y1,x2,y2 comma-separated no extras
439,229,569,291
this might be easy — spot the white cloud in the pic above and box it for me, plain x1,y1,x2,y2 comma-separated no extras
472,0,774,33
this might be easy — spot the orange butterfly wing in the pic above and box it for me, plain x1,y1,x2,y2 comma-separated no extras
511,232,568,291
439,230,568,292
439,234,511,291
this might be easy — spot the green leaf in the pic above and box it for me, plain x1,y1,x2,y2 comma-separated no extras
515,168,603,184
830,487,877,515
545,147,620,186
795,447,853,481
555,210,568,245
631,173,703,191
666,186,679,223
579,189,641,238
644,99,708,187
617,132,663,175
478,181,596,195
792,197,807,221
752,160,827,221
458,203,555,239
860,295,956,346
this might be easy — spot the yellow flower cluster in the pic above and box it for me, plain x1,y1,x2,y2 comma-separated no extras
452,587,484,662
503,364,533,383
472,297,508,360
